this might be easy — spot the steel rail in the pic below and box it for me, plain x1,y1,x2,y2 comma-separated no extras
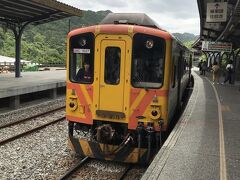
59,157,90,180
59,157,132,180
117,164,132,180
0,117,65,146
0,106,65,129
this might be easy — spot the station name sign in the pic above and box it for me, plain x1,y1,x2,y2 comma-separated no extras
206,2,227,22
202,41,232,52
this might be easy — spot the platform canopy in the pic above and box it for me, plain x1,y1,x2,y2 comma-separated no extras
0,0,82,26
0,0,82,77
193,0,240,49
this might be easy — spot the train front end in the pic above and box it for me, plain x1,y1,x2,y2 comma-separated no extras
66,16,172,163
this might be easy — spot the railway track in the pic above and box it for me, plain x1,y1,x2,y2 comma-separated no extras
59,157,132,180
0,106,65,129
59,157,90,180
117,164,132,180
0,106,66,146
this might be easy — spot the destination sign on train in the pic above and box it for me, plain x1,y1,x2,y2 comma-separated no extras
73,48,91,54
202,41,232,52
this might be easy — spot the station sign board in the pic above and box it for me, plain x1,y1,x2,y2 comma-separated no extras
206,2,227,22
202,41,232,52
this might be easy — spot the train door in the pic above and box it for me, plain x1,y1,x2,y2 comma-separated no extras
96,35,129,113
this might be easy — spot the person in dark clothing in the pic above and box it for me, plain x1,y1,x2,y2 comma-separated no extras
223,60,234,84
76,62,92,82
201,61,207,76
198,60,203,75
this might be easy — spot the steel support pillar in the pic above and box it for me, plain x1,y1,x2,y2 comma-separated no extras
9,95,20,109
49,88,57,99
12,22,31,78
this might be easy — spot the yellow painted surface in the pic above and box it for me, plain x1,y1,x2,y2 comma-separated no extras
68,138,147,163
66,30,173,131
79,139,93,155
99,40,125,111
92,34,132,123
66,87,87,119
124,148,147,163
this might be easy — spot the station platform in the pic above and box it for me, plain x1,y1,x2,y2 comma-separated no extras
0,71,66,109
142,70,240,180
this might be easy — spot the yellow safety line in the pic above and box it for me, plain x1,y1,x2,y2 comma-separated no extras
206,78,227,180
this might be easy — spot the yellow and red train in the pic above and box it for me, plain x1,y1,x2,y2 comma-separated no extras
66,13,192,164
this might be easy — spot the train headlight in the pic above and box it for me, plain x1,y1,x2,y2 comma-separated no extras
149,107,161,120
146,39,154,49
69,99,78,111
79,38,87,47
151,110,158,117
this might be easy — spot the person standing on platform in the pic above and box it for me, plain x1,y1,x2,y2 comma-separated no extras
198,60,203,75
212,62,220,84
222,60,234,84
201,61,207,76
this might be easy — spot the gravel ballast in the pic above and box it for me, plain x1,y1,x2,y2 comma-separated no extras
0,97,65,127
0,97,145,179
0,98,78,180
0,121,79,180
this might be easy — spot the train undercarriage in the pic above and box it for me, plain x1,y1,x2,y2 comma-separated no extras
68,120,165,164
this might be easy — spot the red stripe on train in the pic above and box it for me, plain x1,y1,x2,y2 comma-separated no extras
66,115,92,125
130,89,141,107
67,83,92,124
128,89,168,129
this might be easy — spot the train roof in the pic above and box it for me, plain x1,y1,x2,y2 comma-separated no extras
100,13,163,30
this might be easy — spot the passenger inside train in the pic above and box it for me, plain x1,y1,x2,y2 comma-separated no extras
76,61,92,82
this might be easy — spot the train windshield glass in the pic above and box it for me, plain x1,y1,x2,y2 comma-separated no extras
69,33,94,84
104,47,121,85
131,33,165,89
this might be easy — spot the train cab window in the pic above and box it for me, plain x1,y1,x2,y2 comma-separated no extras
104,47,120,85
131,33,165,89
69,33,94,84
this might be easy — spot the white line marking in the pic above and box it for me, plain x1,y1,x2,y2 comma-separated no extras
206,78,227,180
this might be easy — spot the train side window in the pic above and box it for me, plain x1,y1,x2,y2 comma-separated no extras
178,52,183,79
104,47,120,85
183,53,189,74
69,33,94,84
131,33,165,89
171,57,176,88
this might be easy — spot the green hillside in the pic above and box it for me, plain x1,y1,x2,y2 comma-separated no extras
0,10,197,64
172,32,199,48
0,10,110,64
173,32,198,43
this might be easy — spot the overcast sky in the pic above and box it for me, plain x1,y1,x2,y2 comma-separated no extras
58,0,200,35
